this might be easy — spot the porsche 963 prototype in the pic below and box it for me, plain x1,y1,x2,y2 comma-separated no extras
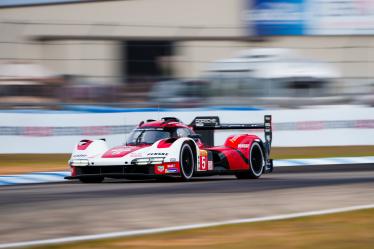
66,115,273,183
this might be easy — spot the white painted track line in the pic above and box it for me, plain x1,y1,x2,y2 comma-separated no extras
0,172,69,186
1,204,374,249
1,156,374,186
273,156,374,167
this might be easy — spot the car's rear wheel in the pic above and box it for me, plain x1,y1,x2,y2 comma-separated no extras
180,143,195,181
235,141,264,179
79,176,104,183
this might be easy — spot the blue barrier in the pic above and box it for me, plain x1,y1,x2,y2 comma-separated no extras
1,106,264,114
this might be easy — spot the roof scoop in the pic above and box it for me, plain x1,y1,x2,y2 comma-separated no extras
162,117,180,122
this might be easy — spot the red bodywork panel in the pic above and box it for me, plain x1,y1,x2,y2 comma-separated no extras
209,134,260,170
77,140,93,150
140,120,190,129
224,134,259,149
209,146,248,170
101,145,147,158
157,138,177,148
70,166,77,177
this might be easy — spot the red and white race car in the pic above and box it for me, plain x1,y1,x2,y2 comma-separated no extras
66,115,273,183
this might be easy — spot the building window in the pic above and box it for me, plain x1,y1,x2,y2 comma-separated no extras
122,40,174,83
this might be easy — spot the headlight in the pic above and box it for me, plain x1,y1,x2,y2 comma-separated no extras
132,157,164,165
70,159,89,166
150,157,164,164
135,158,150,165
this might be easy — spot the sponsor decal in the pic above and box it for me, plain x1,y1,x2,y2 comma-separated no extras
238,144,250,149
199,150,208,171
208,161,214,170
162,163,180,173
111,148,132,155
166,164,176,169
157,165,165,173
166,168,178,173
147,152,168,156
128,153,143,158
102,146,143,158
195,118,219,127
200,150,208,157
72,154,87,158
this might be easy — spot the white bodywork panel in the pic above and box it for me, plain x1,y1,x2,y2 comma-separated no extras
69,137,200,169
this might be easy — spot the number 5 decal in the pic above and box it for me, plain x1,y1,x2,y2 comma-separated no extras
199,150,208,171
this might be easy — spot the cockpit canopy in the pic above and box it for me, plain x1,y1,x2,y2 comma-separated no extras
126,127,192,146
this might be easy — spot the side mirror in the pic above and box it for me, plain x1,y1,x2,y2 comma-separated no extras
188,134,202,141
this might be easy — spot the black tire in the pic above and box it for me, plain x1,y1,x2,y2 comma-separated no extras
79,176,104,183
235,141,264,179
179,143,195,181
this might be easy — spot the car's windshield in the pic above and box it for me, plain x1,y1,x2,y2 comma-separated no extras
126,129,172,145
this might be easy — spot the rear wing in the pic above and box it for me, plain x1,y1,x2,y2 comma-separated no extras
190,115,273,171
190,115,272,145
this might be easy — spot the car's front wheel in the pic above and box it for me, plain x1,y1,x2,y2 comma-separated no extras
180,143,195,181
235,141,264,179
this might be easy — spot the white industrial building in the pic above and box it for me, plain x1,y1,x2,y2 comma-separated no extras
0,0,373,92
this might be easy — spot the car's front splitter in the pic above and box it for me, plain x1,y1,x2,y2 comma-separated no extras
65,165,179,179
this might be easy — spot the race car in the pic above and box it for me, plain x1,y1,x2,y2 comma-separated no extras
65,115,273,183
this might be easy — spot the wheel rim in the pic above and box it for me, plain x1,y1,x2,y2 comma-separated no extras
181,145,194,178
250,143,264,176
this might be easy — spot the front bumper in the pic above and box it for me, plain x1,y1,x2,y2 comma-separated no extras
65,164,178,179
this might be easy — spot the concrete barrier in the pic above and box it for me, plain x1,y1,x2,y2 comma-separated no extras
0,106,373,153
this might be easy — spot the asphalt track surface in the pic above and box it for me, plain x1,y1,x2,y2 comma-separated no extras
1,164,374,245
